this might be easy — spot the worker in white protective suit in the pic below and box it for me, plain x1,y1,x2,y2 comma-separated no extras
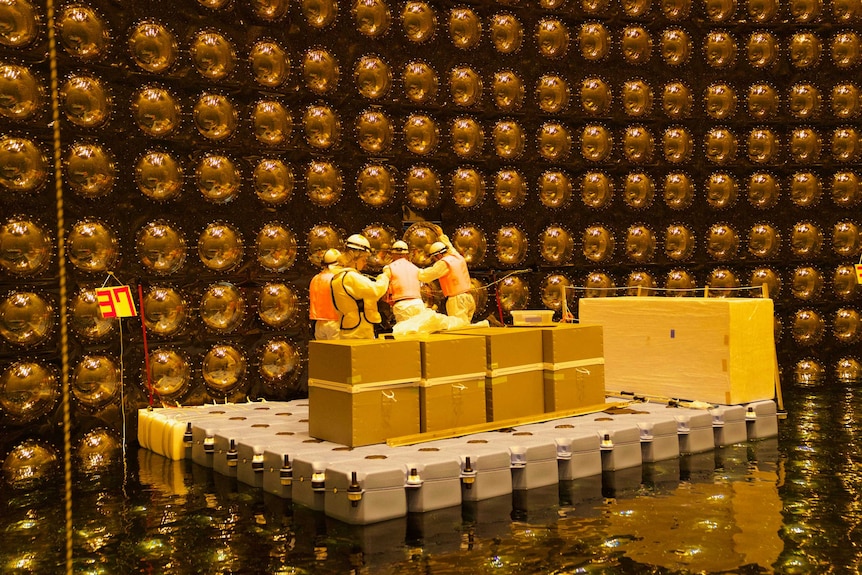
308,248,341,340
382,240,461,335
417,230,476,327
329,234,390,339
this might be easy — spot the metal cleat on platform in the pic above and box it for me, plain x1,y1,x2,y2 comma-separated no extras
394,447,463,513
212,424,285,478
427,437,514,502
745,399,779,439
473,430,559,490
589,404,681,463
574,420,643,471
673,411,716,454
324,458,410,525
235,432,301,490
637,419,681,462
292,444,387,511
709,404,749,446
522,421,603,480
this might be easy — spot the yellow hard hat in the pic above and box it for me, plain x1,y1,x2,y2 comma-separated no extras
322,248,340,265
345,234,372,253
391,240,409,253
428,241,448,257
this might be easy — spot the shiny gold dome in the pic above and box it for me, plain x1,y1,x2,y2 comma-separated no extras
250,41,290,87
195,154,240,203
354,55,392,99
452,167,485,209
193,93,237,141
357,164,395,207
135,151,183,201
0,216,51,276
200,283,245,332
538,171,572,209
405,165,441,209
128,21,177,73
136,220,186,274
306,160,342,207
258,283,299,328
141,287,187,337
198,222,243,271
494,169,527,209
257,223,297,271
0,64,41,120
190,30,236,80
254,158,294,205
495,225,527,265
252,100,292,146
67,220,118,272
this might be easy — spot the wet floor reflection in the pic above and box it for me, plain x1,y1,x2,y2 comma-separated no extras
5,380,862,574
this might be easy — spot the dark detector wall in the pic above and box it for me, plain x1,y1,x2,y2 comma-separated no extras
1,0,861,478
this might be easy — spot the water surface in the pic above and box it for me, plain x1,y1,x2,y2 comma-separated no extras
0,381,853,574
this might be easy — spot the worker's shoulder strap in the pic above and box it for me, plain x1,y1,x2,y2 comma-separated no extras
331,269,365,330
331,270,361,305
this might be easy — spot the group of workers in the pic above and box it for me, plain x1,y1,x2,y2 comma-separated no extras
309,227,481,339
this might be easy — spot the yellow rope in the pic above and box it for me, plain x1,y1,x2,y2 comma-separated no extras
44,2,73,573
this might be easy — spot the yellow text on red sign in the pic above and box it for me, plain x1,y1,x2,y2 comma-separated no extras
96,286,138,318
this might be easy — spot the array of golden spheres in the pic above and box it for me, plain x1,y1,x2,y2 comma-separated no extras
1,0,862,423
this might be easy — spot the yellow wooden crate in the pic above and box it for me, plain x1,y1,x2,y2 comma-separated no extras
308,339,421,385
579,297,775,405
308,380,420,447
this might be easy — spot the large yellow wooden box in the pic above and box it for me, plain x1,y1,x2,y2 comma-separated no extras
450,326,544,371
450,327,545,421
540,323,607,412
486,370,545,421
579,297,775,405
308,339,421,385
308,381,420,447
308,338,422,446
417,334,487,432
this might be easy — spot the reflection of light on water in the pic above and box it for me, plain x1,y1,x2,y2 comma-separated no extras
599,470,783,572
77,524,111,552
138,536,168,556
213,547,232,562
781,552,813,572
673,547,702,557
8,553,36,570
602,537,624,548
8,519,37,531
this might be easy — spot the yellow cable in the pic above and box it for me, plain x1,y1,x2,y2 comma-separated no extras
44,2,73,573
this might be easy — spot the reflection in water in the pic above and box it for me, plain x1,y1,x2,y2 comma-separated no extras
3,382,861,573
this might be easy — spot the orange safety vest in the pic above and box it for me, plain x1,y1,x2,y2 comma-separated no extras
438,253,471,297
387,258,422,302
309,271,339,321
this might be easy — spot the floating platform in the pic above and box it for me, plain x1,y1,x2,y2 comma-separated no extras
138,397,779,525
